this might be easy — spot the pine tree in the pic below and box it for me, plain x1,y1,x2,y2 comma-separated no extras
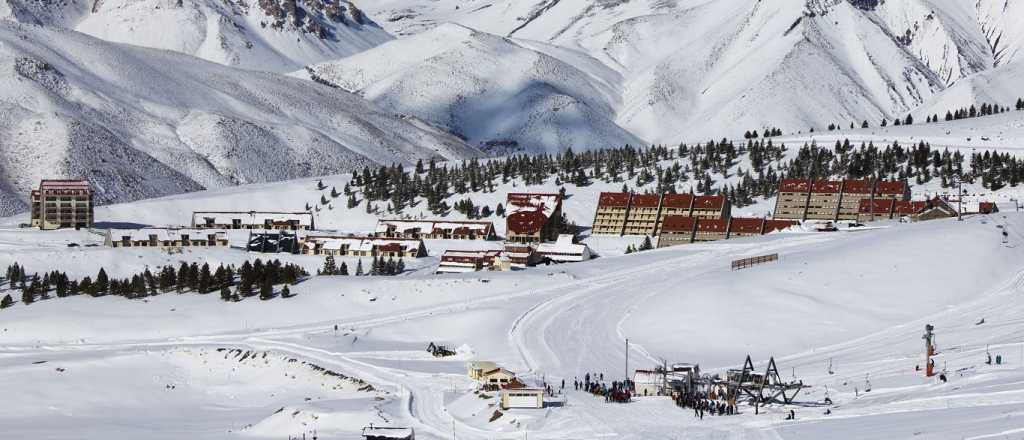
177,262,189,292
396,258,405,274
355,259,364,276
322,255,338,275
198,263,212,294
0,294,13,309
95,268,109,296
861,120,869,128
639,236,653,251
339,261,349,276
495,203,505,217
281,285,293,298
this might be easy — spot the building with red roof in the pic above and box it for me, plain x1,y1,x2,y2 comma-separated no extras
624,194,663,235
693,218,730,242
774,178,910,222
31,179,94,230
857,199,896,222
591,192,631,235
657,215,697,247
506,193,563,243
728,218,766,238
591,192,730,237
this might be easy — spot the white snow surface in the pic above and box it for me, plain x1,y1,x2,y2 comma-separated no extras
2,204,1024,439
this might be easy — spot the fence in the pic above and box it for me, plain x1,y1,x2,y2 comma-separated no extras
731,253,779,271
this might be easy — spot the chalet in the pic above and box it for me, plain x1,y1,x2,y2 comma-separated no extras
858,198,896,222
506,193,563,243
591,192,631,235
693,218,729,242
375,219,496,240
623,194,662,235
500,386,545,410
105,228,228,248
536,234,592,263
436,250,503,274
362,426,415,440
480,368,516,387
467,361,499,380
504,243,540,269
30,179,94,230
191,211,314,231
302,236,427,258
907,198,958,222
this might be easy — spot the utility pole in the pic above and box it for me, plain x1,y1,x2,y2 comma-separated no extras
923,324,936,377
625,338,629,390
957,179,963,221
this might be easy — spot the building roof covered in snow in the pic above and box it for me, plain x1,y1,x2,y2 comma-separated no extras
661,193,694,209
361,426,414,439
375,219,494,236
693,195,726,210
109,228,226,242
811,180,842,194
192,211,314,227
536,235,590,258
875,180,909,196
779,178,811,193
842,179,873,194
507,193,561,217
630,194,661,208
304,235,423,253
763,219,799,233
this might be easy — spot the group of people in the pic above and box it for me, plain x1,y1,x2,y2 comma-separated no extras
572,372,631,403
675,391,737,420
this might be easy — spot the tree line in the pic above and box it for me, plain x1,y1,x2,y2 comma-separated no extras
1,259,309,309
318,255,405,276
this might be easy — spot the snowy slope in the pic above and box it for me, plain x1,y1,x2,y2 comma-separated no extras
2,209,1024,439
300,23,643,155
2,0,393,73
0,21,482,216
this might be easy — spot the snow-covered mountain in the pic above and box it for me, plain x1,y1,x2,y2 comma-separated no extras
0,21,480,215
350,0,1024,146
300,23,644,155
1,0,392,72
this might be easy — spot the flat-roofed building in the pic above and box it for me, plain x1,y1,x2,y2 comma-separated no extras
773,178,812,221
500,387,544,410
192,211,314,231
375,219,496,240
506,193,562,243
806,180,843,220
691,195,730,219
105,228,228,248
591,192,631,235
623,194,662,235
836,179,873,221
503,244,539,269
30,179,94,230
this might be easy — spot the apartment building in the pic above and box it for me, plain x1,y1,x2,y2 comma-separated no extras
591,193,631,235
774,178,910,222
30,179,94,230
657,216,799,248
591,192,730,236
506,193,563,243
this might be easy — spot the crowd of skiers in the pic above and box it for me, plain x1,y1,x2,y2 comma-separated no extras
675,391,738,419
572,372,632,403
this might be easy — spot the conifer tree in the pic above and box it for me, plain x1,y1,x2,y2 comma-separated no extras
355,259,364,276
322,255,337,275
198,263,212,294
95,268,109,296
220,285,232,302
0,294,13,309
339,261,349,276
259,279,273,300
281,285,293,298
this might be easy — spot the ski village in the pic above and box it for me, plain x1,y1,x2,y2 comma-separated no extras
5,0,1024,439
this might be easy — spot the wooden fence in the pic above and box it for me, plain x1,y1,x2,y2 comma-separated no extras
731,253,779,271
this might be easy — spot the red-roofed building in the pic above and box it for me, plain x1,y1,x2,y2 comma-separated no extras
774,179,812,220
728,218,767,238
915,198,959,222
31,179,94,230
979,202,999,214
858,199,896,222
624,194,662,235
691,195,730,219
694,218,730,242
836,179,874,221
655,193,696,235
763,219,799,233
592,192,631,235
775,178,910,222
506,193,563,243
657,215,697,247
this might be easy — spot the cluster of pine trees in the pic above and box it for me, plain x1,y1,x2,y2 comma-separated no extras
624,236,654,254
318,255,405,277
743,127,784,139
1,259,308,310
923,100,1020,123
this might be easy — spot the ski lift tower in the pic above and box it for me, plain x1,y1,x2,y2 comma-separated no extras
923,324,936,377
